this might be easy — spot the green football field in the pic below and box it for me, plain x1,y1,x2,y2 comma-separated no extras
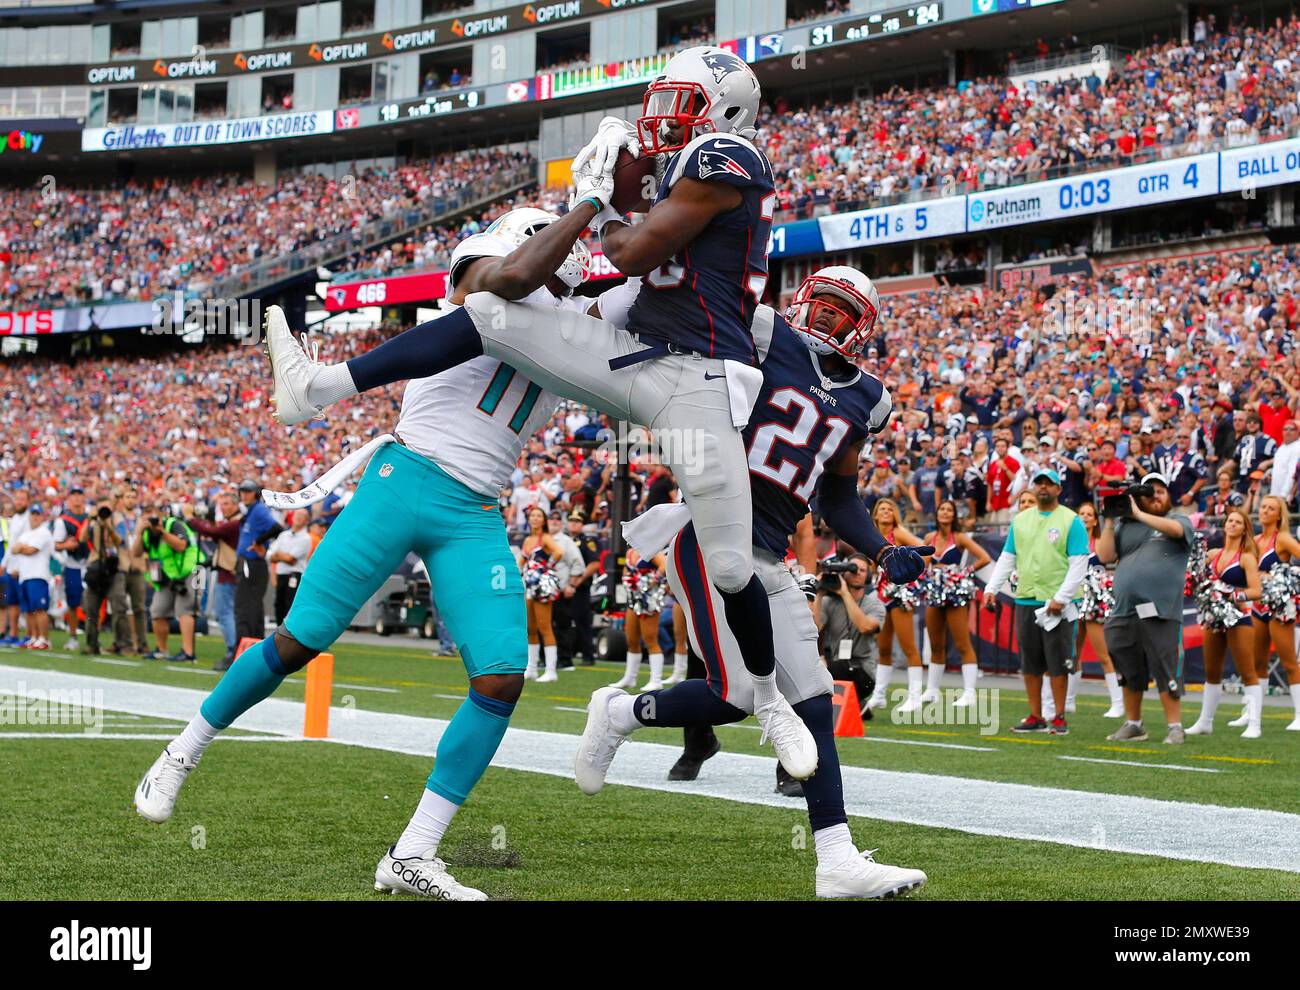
2,632,1299,901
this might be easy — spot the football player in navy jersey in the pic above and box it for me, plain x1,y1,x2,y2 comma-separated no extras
262,47,878,780
574,266,931,899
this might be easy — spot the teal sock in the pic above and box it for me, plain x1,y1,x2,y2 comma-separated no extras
427,689,515,804
199,635,288,730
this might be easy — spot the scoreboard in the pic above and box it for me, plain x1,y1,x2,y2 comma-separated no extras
808,3,943,48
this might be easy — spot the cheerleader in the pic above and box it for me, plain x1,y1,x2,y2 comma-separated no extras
865,498,928,713
1241,496,1300,733
922,499,992,707
521,505,564,683
1190,508,1263,738
611,547,669,691
667,601,689,686
1075,502,1126,719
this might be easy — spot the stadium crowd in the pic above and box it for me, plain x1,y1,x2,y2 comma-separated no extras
0,147,532,309
6,15,1300,308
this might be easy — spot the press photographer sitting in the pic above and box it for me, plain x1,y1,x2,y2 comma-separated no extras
133,502,205,663
813,553,886,718
1095,473,1195,745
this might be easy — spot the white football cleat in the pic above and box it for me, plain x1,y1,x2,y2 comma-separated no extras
374,846,487,900
866,691,888,710
919,689,940,705
265,305,326,426
639,679,665,692
952,690,976,708
816,849,928,899
1184,719,1213,736
575,686,632,795
895,693,922,715
1227,708,1250,728
1103,701,1126,718
1286,717,1300,731
1241,723,1262,739
755,695,818,780
535,671,559,683
610,674,638,689
134,747,198,823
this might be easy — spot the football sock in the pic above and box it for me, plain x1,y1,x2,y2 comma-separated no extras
171,711,220,761
526,643,539,677
198,635,287,730
346,307,483,393
813,822,856,871
304,363,358,409
393,788,460,859
718,575,776,677
1198,681,1222,723
794,695,847,833
647,652,664,683
426,689,515,805
543,644,557,676
751,671,780,709
631,678,747,728
961,663,978,695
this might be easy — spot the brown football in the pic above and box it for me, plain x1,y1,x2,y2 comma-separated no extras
611,148,657,214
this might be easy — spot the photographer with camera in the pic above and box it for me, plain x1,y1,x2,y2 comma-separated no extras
52,487,89,649
77,496,127,656
814,553,886,718
1095,473,1195,745
133,501,205,662
185,492,243,670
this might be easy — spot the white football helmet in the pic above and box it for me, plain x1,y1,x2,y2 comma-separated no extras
478,207,592,294
637,46,761,155
785,265,881,359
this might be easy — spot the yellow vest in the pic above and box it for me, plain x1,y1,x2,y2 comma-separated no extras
1010,504,1082,604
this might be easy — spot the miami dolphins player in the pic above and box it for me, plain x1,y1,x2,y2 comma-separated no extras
263,46,838,780
575,266,931,899
133,206,623,901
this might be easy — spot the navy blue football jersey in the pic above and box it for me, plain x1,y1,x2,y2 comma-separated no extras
625,132,775,365
745,311,893,556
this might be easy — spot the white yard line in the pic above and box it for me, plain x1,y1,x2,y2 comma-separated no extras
332,682,400,694
1059,755,1222,774
860,736,996,753
0,732,295,742
2,663,1297,874
90,658,142,668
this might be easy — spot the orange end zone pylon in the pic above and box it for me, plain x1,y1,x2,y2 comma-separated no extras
232,636,334,739
831,680,864,737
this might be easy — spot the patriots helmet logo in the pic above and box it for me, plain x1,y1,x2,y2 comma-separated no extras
696,150,751,180
700,50,747,84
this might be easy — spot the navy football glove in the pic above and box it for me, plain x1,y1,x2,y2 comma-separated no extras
876,545,934,584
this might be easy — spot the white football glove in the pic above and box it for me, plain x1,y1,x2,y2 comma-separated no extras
572,116,639,178
570,164,615,211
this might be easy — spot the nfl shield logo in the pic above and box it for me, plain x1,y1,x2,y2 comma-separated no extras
379,463,393,478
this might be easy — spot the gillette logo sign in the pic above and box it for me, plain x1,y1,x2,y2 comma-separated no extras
0,130,43,154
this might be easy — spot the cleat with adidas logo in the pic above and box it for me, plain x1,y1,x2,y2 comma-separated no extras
374,846,487,900
134,747,198,823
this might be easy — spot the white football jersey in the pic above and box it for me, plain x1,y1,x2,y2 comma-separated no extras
395,231,584,499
